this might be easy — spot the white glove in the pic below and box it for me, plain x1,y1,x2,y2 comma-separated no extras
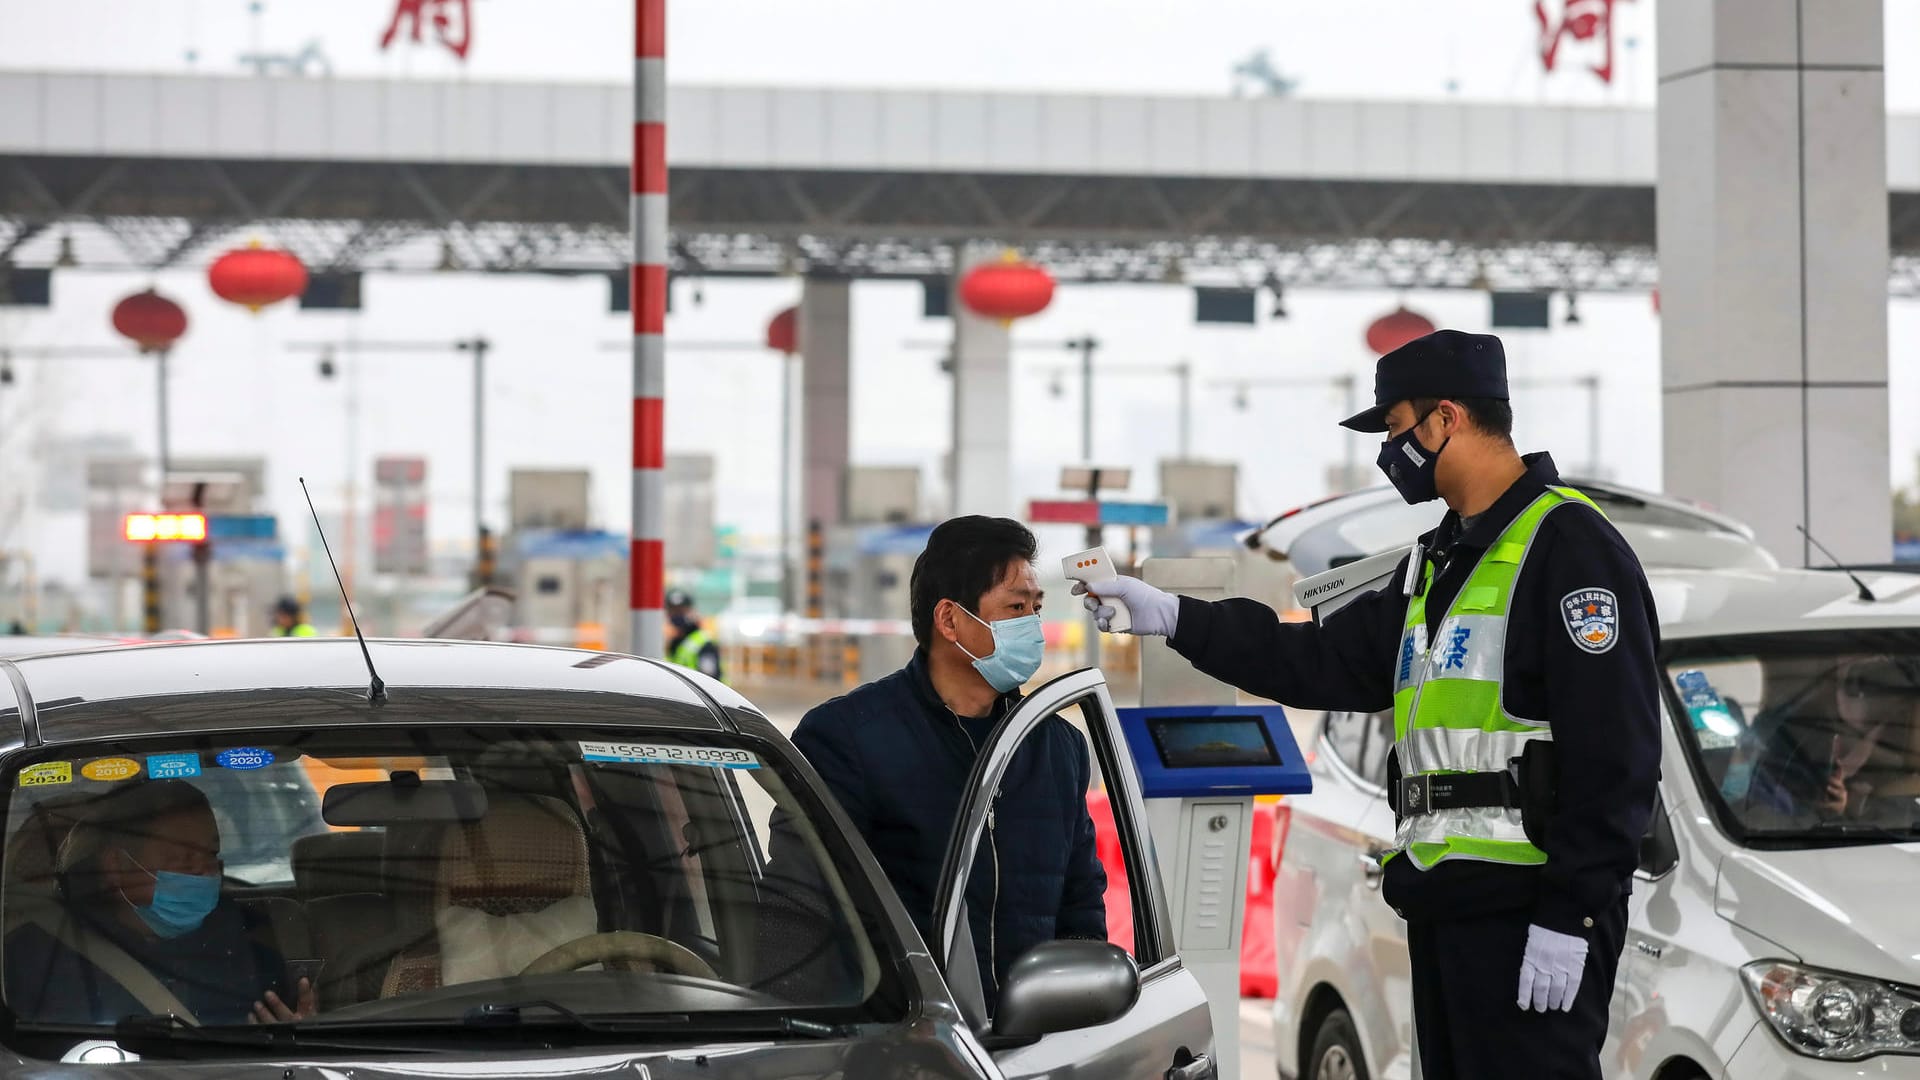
1071,577,1180,637
1516,924,1588,1013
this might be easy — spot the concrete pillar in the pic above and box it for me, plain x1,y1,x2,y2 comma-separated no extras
800,277,852,532
1657,0,1891,565
949,246,1015,518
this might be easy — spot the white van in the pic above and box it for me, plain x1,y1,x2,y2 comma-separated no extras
1271,565,1920,1079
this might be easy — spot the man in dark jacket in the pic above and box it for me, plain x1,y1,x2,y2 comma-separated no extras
781,516,1106,1012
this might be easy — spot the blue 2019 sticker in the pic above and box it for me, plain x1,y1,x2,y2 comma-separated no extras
215,747,274,771
146,752,201,780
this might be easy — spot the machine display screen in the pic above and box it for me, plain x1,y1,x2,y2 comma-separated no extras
1147,717,1281,769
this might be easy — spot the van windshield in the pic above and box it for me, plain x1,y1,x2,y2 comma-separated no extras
1666,630,1920,846
0,723,897,1040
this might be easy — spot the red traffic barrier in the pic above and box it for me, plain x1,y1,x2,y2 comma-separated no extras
1240,801,1289,998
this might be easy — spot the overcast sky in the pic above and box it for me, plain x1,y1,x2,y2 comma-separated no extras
3,0,1920,591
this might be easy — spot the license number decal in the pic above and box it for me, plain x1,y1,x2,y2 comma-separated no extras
579,740,759,769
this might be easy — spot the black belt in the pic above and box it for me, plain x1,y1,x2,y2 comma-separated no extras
1398,770,1520,815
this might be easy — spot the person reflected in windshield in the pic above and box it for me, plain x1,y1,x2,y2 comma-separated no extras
3,779,314,1025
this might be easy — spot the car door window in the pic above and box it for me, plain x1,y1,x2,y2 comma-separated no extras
931,672,1171,1021
1065,698,1168,967
1358,709,1395,788
931,672,1215,1080
1636,791,1677,878
1325,710,1394,791
1323,712,1368,774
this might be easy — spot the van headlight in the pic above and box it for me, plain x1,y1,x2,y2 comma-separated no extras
1742,961,1920,1060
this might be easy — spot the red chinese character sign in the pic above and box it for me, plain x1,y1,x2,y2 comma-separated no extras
380,0,472,62
1537,0,1629,85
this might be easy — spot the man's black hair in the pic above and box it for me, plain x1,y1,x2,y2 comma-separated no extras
909,516,1038,649
1409,396,1514,441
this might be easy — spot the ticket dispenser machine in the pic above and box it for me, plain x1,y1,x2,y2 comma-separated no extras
1127,557,1313,1080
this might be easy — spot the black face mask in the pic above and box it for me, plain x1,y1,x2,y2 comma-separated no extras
669,612,697,633
1376,409,1448,504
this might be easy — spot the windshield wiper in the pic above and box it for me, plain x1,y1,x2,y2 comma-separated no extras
110,1014,435,1059
1745,820,1920,846
449,1002,851,1040
1801,820,1920,842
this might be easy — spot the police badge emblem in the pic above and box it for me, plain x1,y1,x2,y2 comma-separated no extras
1561,587,1619,654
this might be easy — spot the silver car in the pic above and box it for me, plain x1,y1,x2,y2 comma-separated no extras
1253,477,1775,580
1271,566,1920,1079
0,638,1213,1077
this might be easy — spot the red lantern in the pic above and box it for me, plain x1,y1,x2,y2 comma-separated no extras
1365,306,1437,355
208,243,308,312
766,306,798,354
111,289,188,354
960,258,1054,322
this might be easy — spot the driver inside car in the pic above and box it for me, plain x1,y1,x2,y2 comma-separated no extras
2,778,314,1025
1723,655,1915,824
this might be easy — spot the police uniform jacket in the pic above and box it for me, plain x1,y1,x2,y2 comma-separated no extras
1168,452,1661,938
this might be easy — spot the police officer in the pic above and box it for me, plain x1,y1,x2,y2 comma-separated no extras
666,588,723,681
1082,330,1661,1079
269,596,318,638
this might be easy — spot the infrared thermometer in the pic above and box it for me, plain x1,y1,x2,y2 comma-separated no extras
1063,546,1130,633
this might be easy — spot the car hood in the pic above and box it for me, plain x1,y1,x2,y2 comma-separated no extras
1715,843,1920,986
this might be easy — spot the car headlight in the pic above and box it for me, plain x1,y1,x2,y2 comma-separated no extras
1742,961,1920,1061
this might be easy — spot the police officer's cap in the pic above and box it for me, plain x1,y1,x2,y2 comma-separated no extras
665,588,694,609
1339,329,1509,433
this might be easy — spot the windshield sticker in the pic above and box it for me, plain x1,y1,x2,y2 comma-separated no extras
1674,669,1740,737
146,753,201,780
579,740,760,770
80,758,141,783
215,747,275,771
19,762,72,788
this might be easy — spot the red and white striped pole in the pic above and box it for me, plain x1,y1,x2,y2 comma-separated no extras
631,0,667,657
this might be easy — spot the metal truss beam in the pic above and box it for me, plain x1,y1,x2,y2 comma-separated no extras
2,152,1919,297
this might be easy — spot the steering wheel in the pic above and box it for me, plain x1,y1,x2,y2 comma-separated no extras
520,931,720,980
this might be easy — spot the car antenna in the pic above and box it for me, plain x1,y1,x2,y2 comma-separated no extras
1796,524,1876,602
299,476,388,704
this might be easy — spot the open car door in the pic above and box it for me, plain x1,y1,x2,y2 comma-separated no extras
931,668,1216,1080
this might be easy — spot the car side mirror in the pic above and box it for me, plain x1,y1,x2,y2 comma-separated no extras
989,940,1140,1042
1638,804,1678,877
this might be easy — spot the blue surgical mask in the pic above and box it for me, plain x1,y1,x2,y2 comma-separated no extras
955,606,1045,694
122,852,221,938
1376,409,1448,505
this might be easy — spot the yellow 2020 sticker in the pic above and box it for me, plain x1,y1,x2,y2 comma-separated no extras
19,762,73,788
81,758,141,782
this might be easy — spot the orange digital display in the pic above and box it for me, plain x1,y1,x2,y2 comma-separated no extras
124,513,208,542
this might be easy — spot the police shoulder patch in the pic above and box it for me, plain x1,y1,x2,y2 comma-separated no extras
1560,587,1620,654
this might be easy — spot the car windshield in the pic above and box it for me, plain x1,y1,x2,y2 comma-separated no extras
0,720,897,1038
1667,630,1920,846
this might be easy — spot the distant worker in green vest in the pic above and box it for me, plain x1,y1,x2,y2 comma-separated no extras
666,589,723,681
1081,330,1661,1080
269,596,318,638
